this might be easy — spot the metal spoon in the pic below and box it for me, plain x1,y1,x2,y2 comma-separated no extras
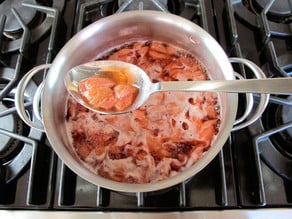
64,60,292,114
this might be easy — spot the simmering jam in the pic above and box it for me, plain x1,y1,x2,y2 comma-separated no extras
65,40,220,184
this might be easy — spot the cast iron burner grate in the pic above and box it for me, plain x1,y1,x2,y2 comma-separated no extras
225,0,292,207
0,0,38,39
0,0,73,209
246,49,292,204
1,0,291,211
251,97,292,177
232,0,292,37
249,57,292,181
0,0,66,53
0,6,45,183
73,0,201,34
250,0,292,22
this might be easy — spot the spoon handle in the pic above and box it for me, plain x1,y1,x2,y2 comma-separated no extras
158,78,292,95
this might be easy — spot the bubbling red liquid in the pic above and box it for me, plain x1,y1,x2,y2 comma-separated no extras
65,40,220,183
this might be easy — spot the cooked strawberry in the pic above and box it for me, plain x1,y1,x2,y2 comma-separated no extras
81,86,117,110
79,77,115,92
114,84,139,111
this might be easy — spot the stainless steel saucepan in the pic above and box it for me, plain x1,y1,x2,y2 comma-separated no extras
15,10,272,192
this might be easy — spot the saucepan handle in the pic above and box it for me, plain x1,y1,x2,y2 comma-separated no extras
229,57,270,131
15,64,51,132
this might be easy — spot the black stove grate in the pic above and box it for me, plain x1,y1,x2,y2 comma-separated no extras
227,0,292,207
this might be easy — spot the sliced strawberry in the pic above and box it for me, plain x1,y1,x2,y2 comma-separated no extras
81,86,117,110
79,77,115,92
114,84,139,111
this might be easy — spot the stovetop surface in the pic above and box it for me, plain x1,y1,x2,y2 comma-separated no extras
0,0,291,212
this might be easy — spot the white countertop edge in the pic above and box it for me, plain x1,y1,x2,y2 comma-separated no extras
1,209,292,219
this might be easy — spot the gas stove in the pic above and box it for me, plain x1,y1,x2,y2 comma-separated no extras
0,0,291,218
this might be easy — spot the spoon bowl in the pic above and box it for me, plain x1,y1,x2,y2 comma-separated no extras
64,60,155,114
64,60,292,114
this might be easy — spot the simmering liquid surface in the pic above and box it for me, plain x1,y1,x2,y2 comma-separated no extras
65,40,221,183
